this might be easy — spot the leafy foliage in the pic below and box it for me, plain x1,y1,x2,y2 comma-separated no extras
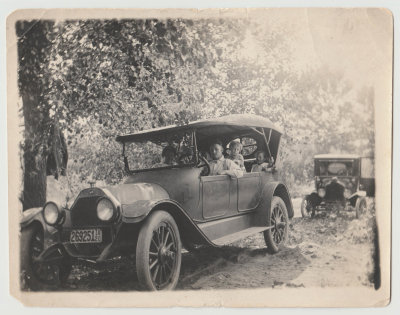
16,18,375,202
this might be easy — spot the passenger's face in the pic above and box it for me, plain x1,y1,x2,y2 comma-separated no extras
231,145,241,156
256,152,265,164
210,144,223,160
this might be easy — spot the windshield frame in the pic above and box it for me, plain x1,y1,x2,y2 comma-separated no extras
120,129,198,174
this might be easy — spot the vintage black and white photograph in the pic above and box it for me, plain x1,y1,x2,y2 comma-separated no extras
7,8,392,307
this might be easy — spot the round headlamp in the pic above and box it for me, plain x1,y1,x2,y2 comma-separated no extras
43,201,65,226
343,189,351,199
96,198,116,222
318,188,326,198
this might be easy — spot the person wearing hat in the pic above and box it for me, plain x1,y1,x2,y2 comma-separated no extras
154,145,177,167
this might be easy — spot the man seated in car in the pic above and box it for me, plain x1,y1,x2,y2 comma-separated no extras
154,145,177,167
208,140,243,178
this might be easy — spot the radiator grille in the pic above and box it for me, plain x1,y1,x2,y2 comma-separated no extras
70,196,103,227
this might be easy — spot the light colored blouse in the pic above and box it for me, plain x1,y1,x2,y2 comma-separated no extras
229,154,246,171
209,156,244,178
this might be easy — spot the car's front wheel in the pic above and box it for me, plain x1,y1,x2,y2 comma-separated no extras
136,211,182,290
355,196,367,218
264,196,289,254
20,224,71,290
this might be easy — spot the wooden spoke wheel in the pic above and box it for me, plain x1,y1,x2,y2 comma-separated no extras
264,196,289,254
355,196,367,219
136,211,182,290
20,224,71,290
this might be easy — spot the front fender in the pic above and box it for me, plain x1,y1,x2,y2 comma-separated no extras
307,192,322,208
121,200,162,223
20,207,61,251
348,191,366,206
122,199,216,247
20,207,43,228
255,182,294,224
104,183,169,206
349,191,367,199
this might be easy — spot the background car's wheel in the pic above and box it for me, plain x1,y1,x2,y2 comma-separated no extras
20,224,71,291
300,196,314,218
333,202,341,216
355,196,367,219
264,196,289,254
136,211,182,291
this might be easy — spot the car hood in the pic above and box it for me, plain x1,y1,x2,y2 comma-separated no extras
103,182,169,205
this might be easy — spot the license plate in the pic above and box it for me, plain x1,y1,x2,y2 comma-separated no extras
70,229,102,243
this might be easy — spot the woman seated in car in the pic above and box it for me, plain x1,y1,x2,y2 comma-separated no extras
251,150,274,172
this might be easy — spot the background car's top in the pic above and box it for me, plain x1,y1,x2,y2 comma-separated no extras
314,154,361,160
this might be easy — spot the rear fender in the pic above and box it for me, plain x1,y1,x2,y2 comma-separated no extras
122,199,215,247
255,182,294,225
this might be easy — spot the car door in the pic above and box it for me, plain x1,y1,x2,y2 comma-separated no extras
201,175,238,219
237,172,261,211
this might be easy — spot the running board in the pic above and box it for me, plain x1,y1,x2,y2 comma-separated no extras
197,213,271,246
213,226,270,246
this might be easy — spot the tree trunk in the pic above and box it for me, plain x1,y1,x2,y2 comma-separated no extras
16,20,54,211
21,92,47,210
22,147,47,210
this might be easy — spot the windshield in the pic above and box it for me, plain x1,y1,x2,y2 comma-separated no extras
316,160,354,176
123,131,195,172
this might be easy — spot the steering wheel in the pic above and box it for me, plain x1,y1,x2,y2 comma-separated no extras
197,154,210,176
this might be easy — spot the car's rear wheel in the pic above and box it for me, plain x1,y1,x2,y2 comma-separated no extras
20,224,71,290
301,196,314,218
264,196,289,254
355,197,367,219
136,211,182,290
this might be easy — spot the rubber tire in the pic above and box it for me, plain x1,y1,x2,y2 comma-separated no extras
355,197,367,219
264,196,289,254
20,224,71,291
136,211,182,291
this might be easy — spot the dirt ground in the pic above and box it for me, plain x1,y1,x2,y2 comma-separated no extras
60,197,377,291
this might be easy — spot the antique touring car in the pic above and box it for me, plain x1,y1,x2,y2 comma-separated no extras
301,154,375,218
20,114,293,291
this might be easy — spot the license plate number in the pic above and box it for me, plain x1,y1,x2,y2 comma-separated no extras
70,229,102,243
